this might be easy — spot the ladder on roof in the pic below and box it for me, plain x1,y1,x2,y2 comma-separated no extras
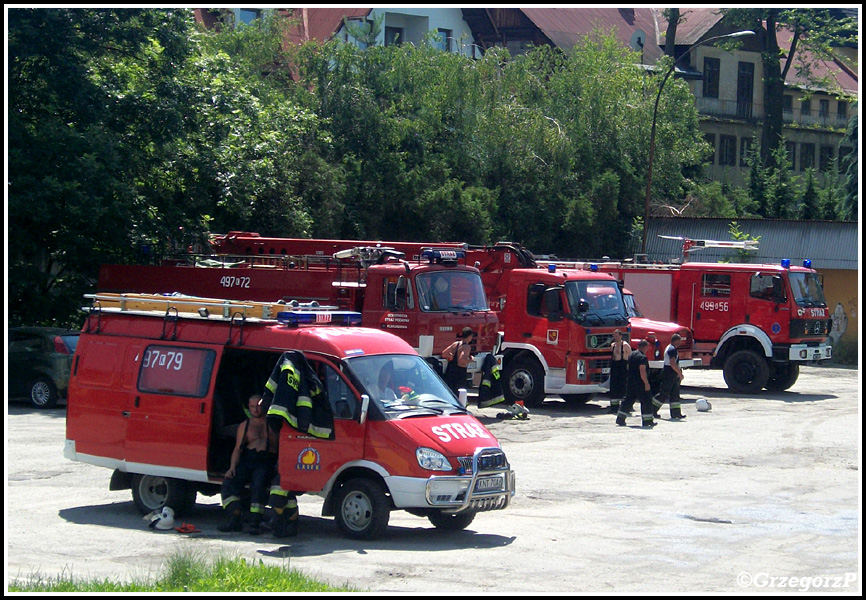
85,293,332,320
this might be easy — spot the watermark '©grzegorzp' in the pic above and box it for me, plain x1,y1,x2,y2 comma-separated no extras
737,571,857,592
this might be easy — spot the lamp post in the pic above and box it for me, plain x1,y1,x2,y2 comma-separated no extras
641,30,755,254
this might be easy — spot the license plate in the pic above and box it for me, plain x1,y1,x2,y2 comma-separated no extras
475,476,504,492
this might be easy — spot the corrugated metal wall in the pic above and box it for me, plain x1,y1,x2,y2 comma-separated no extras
645,218,859,270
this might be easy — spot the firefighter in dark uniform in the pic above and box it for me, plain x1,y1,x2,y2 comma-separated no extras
218,394,278,534
608,329,629,413
616,339,656,428
653,333,686,420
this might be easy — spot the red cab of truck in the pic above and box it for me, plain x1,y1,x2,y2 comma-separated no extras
64,294,515,539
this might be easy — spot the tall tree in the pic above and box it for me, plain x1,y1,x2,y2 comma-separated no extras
721,8,857,172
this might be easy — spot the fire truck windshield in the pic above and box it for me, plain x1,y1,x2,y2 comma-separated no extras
415,271,488,312
788,272,827,308
565,281,629,326
345,354,468,419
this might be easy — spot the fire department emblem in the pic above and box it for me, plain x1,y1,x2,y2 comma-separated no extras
547,330,559,345
297,447,321,471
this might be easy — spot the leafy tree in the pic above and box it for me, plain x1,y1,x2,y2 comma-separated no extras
721,8,857,172
798,169,820,219
838,110,858,220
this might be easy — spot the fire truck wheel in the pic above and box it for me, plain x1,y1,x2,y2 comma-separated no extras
504,356,545,408
334,478,391,540
722,350,770,394
765,362,800,392
29,377,59,409
132,474,196,517
428,510,476,531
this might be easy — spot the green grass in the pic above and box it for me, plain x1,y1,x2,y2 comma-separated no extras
8,549,359,592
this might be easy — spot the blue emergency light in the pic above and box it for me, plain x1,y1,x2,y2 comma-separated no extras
277,311,362,327
548,264,556,273
803,259,812,269
421,248,465,263
781,258,791,269
590,264,599,272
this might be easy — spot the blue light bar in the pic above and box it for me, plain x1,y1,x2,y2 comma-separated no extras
277,311,363,327
590,264,599,272
421,248,465,262
803,259,812,269
781,258,791,269
548,264,556,273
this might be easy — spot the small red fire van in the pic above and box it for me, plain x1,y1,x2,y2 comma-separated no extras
64,293,515,539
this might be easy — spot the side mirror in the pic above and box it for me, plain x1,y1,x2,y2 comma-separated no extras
458,388,468,408
395,276,408,310
578,298,590,313
772,276,786,303
359,394,370,425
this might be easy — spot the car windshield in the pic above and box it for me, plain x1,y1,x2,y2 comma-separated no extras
565,280,629,326
415,271,489,312
788,272,827,308
344,354,467,419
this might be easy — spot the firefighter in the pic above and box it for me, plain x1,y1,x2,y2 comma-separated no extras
608,329,629,413
616,339,656,428
442,327,475,395
218,394,278,534
653,333,686,420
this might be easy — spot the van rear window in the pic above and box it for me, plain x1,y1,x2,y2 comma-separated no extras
138,345,215,397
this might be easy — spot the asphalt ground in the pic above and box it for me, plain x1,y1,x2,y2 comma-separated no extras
5,364,861,594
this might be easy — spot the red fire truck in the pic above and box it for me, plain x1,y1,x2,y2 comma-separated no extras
208,232,694,406
98,243,498,386
540,238,833,393
64,294,515,539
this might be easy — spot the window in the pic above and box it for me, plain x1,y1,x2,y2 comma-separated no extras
703,57,720,98
819,99,830,117
783,95,793,114
800,143,815,171
800,98,811,116
384,26,403,46
785,141,796,170
701,273,731,297
526,284,546,317
817,146,834,172
704,134,716,164
719,135,737,166
750,274,781,302
837,100,848,120
740,138,753,167
315,361,356,420
138,346,216,397
437,28,453,52
239,9,261,25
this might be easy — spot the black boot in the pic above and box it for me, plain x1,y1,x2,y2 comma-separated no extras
218,510,243,532
248,513,264,535
272,506,299,538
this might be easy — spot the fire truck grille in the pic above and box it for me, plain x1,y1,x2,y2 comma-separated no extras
457,450,508,474
588,358,611,384
791,319,830,338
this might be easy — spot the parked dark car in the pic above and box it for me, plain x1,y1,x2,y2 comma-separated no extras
8,327,80,408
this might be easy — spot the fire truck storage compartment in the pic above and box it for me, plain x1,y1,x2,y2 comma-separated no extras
208,347,283,476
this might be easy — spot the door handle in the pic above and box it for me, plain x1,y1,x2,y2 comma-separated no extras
522,332,532,338
122,411,131,418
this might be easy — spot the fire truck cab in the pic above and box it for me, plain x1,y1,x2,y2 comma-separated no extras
64,294,515,539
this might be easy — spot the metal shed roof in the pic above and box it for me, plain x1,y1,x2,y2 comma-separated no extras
645,217,860,270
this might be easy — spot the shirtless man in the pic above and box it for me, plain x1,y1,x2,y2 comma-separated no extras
219,394,278,534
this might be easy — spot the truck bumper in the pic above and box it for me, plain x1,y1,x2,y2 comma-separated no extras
386,448,515,514
787,343,832,362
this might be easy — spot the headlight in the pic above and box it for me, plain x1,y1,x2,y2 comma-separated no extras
416,447,452,472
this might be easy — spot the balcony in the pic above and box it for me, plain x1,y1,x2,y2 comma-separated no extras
696,97,852,129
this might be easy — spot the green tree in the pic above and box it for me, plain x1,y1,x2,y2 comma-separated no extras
838,110,858,220
721,8,857,172
798,169,820,219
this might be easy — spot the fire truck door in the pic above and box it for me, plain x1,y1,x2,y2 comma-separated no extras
67,339,142,461
124,343,221,473
691,271,741,342
276,358,365,493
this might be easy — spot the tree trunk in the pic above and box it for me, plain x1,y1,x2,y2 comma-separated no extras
760,11,785,171
664,9,679,57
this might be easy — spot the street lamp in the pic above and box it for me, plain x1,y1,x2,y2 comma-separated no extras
641,30,756,254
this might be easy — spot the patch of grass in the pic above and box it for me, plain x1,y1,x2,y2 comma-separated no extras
8,550,359,592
